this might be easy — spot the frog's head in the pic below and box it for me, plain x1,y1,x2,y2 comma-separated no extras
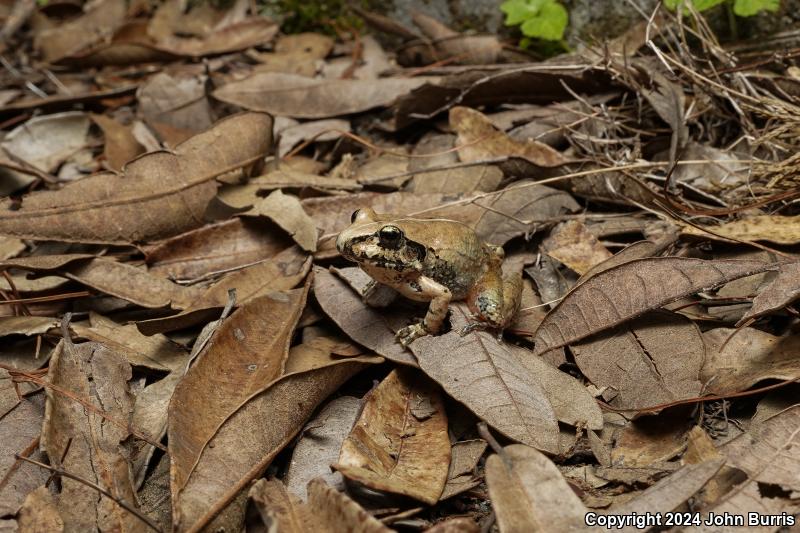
336,208,427,273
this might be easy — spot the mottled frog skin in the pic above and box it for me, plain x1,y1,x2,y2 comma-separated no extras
335,207,522,346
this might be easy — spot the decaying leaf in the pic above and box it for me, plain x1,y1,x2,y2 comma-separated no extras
0,113,272,244
572,311,704,409
737,260,800,325
213,73,433,118
1,112,91,173
16,486,64,532
441,440,487,500
702,327,800,395
542,220,613,275
533,258,775,356
610,408,696,467
682,215,800,245
243,190,319,252
335,368,451,505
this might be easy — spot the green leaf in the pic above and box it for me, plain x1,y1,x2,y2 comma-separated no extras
663,0,726,11
519,1,568,41
734,0,780,16
501,0,546,26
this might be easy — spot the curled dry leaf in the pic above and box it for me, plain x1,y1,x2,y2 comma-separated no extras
285,396,363,499
0,254,201,309
249,478,324,532
450,106,568,167
243,190,319,252
610,408,696,467
213,72,434,118
0,316,58,337
721,404,800,493
71,312,188,372
91,113,145,171
681,215,800,245
737,260,800,325
404,304,560,454
137,71,215,145
2,111,91,173
0,112,272,244
41,335,143,532
308,478,393,533
485,444,587,532
701,328,800,395
533,258,775,356
313,267,417,366
571,311,704,409
542,220,613,275
171,356,381,532
138,246,310,335
440,440,488,500
335,368,451,505
144,218,292,281
277,118,350,157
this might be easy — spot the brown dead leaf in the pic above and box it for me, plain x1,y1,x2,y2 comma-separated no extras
737,260,800,325
0,254,201,309
285,396,363,499
404,304,560,454
572,311,704,409
137,71,215,145
91,113,144,171
0,316,58,337
139,246,310,335
0,113,272,244
16,486,64,532
313,266,417,366
171,355,381,532
248,168,362,193
144,218,291,281
277,118,350,157
440,440,487,500
0,394,48,517
249,478,326,532
721,404,800,492
33,0,126,63
410,12,502,65
533,258,775,356
71,312,186,372
213,72,434,118
169,287,309,498
485,444,587,532
2,112,91,174
543,220,613,275
610,408,695,467
450,106,568,167
682,215,800,245
308,478,393,532
335,368,450,505
41,334,143,532
702,328,800,395
243,190,318,252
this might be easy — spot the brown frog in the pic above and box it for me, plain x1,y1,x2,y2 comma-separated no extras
335,208,522,346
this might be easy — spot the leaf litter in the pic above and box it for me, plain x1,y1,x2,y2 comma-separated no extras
1,2,799,532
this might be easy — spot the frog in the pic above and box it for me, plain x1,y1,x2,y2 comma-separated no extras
335,207,522,346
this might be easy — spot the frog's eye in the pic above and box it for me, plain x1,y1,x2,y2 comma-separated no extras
378,225,403,247
350,209,360,223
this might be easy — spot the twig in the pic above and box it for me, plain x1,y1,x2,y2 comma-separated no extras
16,455,163,533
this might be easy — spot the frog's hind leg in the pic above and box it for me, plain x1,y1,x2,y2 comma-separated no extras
463,269,523,337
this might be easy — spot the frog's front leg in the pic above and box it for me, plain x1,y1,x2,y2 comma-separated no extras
464,268,522,336
396,276,451,347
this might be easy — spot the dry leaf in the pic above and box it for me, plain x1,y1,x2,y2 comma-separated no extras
682,215,800,245
2,112,91,173
533,258,775,356
335,368,451,505
33,0,126,63
307,478,393,533
244,190,319,252
610,408,696,467
16,486,64,533
572,311,704,409
440,440,487,500
144,218,291,281
91,113,144,170
702,328,800,395
313,267,417,366
485,444,587,532
137,71,215,145
41,335,143,532
542,220,613,275
285,396,363,499
213,72,434,118
450,106,568,167
249,478,326,532
278,118,350,157
0,113,272,244
737,260,800,325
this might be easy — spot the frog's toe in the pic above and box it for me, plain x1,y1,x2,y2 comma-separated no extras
396,323,428,347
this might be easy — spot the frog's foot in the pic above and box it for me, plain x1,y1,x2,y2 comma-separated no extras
459,319,503,341
396,322,429,347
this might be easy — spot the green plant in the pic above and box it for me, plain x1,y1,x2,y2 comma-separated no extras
663,0,780,16
500,0,569,42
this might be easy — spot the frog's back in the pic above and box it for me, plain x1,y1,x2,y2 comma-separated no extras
398,218,489,299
